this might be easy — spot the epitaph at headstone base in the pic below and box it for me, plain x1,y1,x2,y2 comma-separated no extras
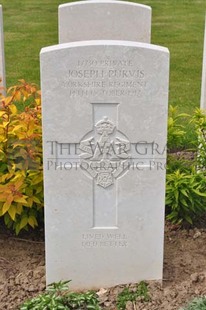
41,41,169,290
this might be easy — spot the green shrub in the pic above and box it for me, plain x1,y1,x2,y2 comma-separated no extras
166,169,206,224
167,152,195,174
180,297,206,310
20,281,101,310
167,105,188,152
117,282,149,310
0,80,43,234
166,106,206,225
191,108,206,171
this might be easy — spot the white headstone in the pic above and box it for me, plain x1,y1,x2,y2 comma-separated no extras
41,40,169,290
59,1,151,43
0,5,6,95
201,16,206,110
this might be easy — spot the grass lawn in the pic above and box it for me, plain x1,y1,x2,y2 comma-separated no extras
1,0,206,117
139,0,206,114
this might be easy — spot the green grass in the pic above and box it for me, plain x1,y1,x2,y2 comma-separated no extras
138,0,206,115
1,0,206,116
1,0,72,86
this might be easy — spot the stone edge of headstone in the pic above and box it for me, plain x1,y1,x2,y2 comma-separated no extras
59,0,151,11
40,40,169,56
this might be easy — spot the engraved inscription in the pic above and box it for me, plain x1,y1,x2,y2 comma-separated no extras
62,57,146,97
81,233,128,248
77,59,133,67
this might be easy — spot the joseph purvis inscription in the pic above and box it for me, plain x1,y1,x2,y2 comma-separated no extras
62,57,146,97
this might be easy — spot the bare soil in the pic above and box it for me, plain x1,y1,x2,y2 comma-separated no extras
0,222,206,310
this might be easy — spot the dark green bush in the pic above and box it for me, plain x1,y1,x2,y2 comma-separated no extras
166,169,206,224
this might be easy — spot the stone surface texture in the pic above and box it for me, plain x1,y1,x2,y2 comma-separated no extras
40,40,169,290
59,0,151,43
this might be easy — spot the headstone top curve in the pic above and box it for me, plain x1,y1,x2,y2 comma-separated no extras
59,0,151,10
40,40,169,55
58,0,152,44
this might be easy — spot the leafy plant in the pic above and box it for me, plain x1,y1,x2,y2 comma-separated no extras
167,105,188,151
180,297,206,310
20,281,101,310
117,281,149,310
167,152,195,174
166,107,206,225
0,80,43,234
191,108,206,171
166,169,206,225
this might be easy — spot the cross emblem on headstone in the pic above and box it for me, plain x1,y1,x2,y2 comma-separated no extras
80,115,129,188
79,102,131,228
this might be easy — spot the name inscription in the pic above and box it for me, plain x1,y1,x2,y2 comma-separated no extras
62,58,147,98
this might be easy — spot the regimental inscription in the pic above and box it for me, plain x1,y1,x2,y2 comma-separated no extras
79,116,131,188
81,233,128,248
62,57,146,97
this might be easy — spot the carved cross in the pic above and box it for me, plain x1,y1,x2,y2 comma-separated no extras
47,103,154,229
79,103,130,228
